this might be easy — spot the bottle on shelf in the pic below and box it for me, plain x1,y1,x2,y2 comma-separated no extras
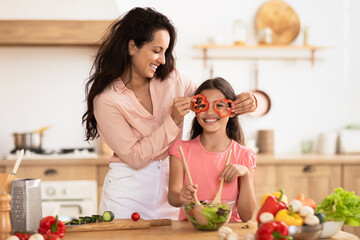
232,19,247,45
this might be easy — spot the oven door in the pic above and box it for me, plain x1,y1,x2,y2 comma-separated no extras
41,180,98,222
42,200,97,222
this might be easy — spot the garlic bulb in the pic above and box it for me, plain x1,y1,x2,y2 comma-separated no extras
218,226,233,240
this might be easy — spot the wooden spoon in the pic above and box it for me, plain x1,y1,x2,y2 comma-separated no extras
0,149,23,194
212,149,232,205
178,146,208,226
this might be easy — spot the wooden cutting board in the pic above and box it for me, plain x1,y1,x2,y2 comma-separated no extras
65,219,172,232
255,0,300,44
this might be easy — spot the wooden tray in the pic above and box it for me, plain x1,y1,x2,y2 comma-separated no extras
65,219,172,232
255,0,300,44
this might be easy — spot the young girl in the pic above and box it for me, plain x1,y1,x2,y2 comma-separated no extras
167,77,256,222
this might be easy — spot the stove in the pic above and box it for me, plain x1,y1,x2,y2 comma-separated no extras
6,148,98,160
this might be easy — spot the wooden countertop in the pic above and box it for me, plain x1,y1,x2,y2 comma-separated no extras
1,154,360,167
61,221,358,240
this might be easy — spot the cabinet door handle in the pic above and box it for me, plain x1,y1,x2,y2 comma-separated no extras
44,168,58,176
303,165,316,173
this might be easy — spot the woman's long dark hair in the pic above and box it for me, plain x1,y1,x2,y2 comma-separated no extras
82,7,177,141
190,77,245,145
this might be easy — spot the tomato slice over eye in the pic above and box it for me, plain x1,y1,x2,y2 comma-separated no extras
192,94,209,113
214,99,233,117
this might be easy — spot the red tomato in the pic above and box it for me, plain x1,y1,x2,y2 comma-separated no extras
189,209,194,217
43,234,61,240
131,212,140,221
14,232,31,240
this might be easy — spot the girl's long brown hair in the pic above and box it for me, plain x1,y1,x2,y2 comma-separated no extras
82,7,177,141
190,77,245,145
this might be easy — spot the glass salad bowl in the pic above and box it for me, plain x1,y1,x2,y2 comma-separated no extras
182,200,235,231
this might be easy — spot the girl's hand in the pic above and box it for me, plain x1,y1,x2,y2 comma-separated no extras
171,97,192,125
220,164,250,183
231,92,257,115
179,184,197,204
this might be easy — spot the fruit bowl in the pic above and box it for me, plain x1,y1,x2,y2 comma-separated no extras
182,200,235,231
288,224,323,240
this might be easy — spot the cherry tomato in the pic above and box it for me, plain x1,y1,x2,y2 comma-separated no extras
189,209,194,217
14,232,31,240
131,212,140,221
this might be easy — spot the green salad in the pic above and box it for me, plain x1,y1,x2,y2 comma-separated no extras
315,188,360,226
184,202,231,231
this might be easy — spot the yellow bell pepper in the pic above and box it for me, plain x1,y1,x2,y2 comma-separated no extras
261,191,288,206
275,206,304,226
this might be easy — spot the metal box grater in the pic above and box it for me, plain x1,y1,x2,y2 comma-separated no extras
10,178,42,233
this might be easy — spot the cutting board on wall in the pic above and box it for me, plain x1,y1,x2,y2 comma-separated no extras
255,0,300,44
65,219,172,232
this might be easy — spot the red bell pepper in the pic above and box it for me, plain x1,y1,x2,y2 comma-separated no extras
43,234,61,240
192,94,209,113
214,99,233,117
257,189,287,222
256,221,292,240
38,215,66,238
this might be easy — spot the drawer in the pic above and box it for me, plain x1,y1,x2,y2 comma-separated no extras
5,165,97,181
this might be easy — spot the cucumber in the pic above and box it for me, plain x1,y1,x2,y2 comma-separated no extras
92,215,103,222
315,212,325,224
102,211,115,222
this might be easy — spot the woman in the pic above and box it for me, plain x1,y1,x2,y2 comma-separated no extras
82,7,256,220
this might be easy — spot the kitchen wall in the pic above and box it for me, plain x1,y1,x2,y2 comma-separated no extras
0,0,359,156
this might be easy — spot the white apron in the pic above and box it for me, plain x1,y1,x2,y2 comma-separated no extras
99,158,179,220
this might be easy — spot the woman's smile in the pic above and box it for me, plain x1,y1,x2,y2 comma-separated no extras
149,64,158,72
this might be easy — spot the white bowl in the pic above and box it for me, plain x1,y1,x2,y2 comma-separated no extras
319,221,344,238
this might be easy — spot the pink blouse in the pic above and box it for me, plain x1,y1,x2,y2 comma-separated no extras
169,136,256,221
93,69,196,169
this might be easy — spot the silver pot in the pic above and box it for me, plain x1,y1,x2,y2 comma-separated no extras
13,132,43,151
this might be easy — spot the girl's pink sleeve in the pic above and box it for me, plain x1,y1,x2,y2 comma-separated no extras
94,96,180,170
242,149,256,169
168,139,183,160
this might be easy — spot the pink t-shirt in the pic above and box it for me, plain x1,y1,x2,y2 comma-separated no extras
94,69,196,169
169,136,256,222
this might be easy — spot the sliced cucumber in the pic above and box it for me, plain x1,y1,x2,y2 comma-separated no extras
102,211,115,222
92,215,103,222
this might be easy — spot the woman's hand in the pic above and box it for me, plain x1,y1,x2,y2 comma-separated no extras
179,184,197,204
231,92,257,115
171,97,192,125
220,164,250,183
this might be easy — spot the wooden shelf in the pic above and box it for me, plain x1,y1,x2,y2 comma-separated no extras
194,44,329,67
0,20,114,46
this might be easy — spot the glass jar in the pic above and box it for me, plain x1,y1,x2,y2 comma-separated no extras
232,19,247,45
